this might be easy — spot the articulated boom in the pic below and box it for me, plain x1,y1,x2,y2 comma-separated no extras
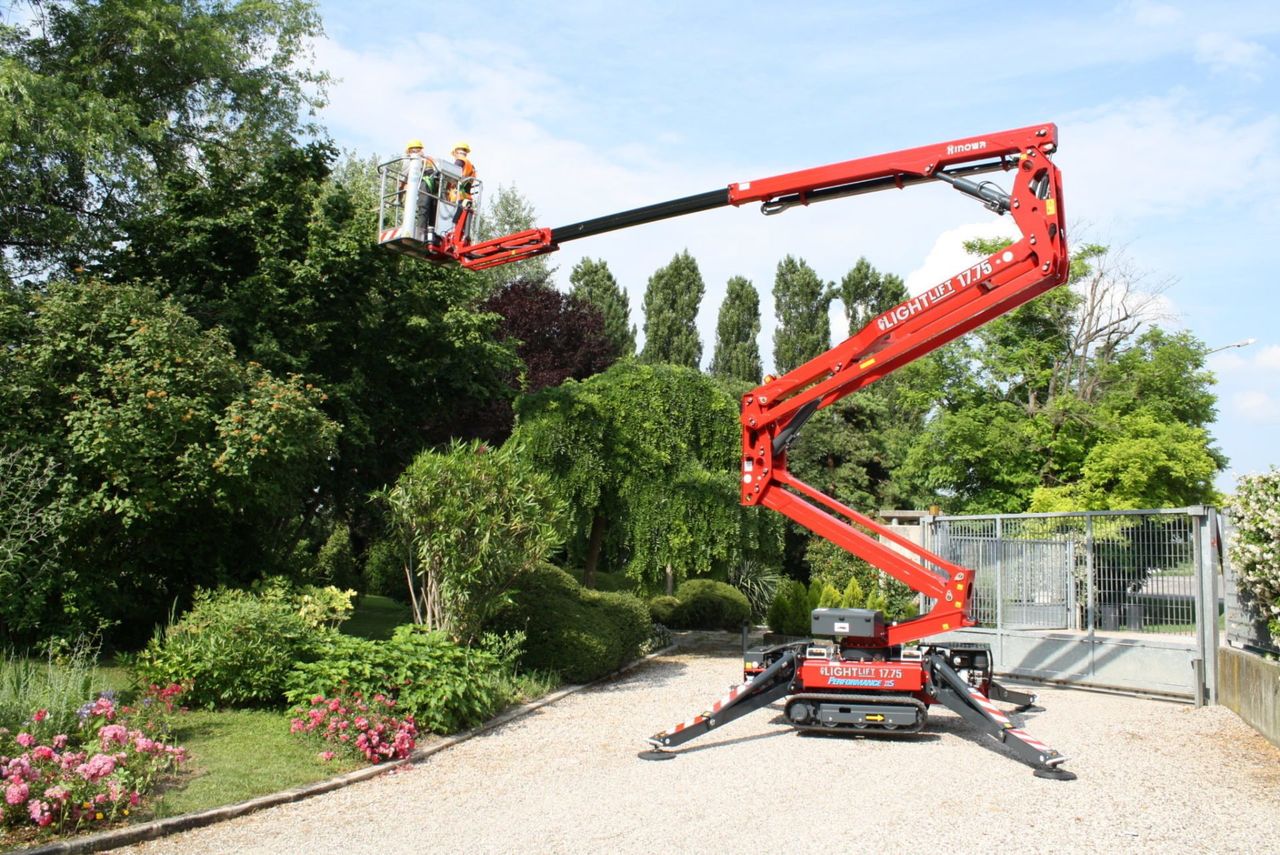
378,124,1075,778
739,124,1067,647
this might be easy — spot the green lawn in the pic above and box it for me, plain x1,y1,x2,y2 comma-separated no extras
146,594,412,817
340,594,412,640
144,709,362,819
4,595,554,837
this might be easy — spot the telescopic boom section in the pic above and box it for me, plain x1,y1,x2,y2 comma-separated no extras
739,124,1068,646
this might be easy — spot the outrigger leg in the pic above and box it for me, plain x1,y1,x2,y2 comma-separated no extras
639,648,799,760
927,653,1076,780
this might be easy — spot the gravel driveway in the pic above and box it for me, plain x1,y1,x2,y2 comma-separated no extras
118,635,1280,855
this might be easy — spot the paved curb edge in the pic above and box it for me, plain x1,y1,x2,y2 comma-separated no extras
12,634,714,855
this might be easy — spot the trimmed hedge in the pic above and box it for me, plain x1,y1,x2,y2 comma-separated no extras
648,595,681,625
669,579,751,631
494,565,650,683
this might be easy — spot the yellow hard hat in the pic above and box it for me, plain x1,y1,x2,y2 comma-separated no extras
405,139,424,152
452,141,471,154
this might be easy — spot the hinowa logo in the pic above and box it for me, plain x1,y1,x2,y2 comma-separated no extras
946,140,988,155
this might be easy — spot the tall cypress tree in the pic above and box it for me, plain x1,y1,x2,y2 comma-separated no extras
772,255,831,374
640,250,704,368
710,275,762,382
569,257,635,358
839,256,908,333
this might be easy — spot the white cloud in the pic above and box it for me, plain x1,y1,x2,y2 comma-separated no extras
1060,94,1280,223
904,221,1016,296
1256,344,1280,371
1194,32,1273,79
1234,390,1280,424
1126,0,1183,27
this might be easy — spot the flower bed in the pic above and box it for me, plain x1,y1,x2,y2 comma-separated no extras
289,689,417,764
0,685,187,838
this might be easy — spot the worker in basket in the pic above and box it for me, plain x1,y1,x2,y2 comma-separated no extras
398,138,441,242
446,142,478,239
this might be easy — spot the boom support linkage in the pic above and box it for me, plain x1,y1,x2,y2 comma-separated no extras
379,124,1073,777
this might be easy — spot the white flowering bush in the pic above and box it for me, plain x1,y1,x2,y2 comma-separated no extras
1227,467,1280,639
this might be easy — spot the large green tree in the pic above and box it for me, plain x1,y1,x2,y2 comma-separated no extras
510,362,783,592
783,258,937,578
569,257,635,359
710,275,762,383
0,0,326,280
0,278,338,644
902,241,1224,512
839,257,907,333
772,255,831,374
640,250,704,368
106,146,518,543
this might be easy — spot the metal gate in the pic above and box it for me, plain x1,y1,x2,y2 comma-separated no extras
922,507,1221,702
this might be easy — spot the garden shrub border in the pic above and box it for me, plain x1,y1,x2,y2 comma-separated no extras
12,631,702,855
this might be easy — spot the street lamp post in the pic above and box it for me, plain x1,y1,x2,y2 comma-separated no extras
1206,338,1256,355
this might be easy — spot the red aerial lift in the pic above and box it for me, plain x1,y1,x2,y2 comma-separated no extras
378,124,1075,779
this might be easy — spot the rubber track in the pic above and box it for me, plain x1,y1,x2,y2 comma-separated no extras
784,693,928,735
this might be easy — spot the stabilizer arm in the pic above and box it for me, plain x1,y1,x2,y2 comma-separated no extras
641,646,799,757
927,652,1075,779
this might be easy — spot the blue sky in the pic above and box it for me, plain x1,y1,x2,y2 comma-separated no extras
314,0,1279,494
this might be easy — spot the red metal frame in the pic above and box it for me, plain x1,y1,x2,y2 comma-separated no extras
738,124,1067,645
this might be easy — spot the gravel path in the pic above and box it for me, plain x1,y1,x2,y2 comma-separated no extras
118,637,1280,855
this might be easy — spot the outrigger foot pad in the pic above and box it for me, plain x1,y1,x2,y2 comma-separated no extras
638,749,676,761
1033,767,1077,781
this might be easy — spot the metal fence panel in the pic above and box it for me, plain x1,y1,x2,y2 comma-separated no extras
925,508,1202,637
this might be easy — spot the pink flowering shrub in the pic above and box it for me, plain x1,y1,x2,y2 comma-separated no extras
0,684,189,836
289,689,417,764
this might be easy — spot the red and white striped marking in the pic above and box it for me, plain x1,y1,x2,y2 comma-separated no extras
967,687,1061,759
1006,727,1053,755
967,687,1013,726
662,681,750,736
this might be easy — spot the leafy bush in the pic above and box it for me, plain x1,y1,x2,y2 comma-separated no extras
1228,468,1280,638
379,440,565,641
492,565,649,683
806,539,918,620
133,582,348,708
643,623,673,655
669,580,751,631
285,625,511,734
565,567,638,594
767,579,811,636
648,596,681,625
840,576,865,608
312,523,360,591
362,538,410,602
817,583,842,608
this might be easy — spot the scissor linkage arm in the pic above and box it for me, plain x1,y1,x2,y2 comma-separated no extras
739,125,1067,646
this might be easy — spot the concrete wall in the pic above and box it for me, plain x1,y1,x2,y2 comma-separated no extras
1218,646,1280,749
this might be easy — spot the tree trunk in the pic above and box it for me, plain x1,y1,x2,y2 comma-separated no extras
665,563,674,596
584,511,606,589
